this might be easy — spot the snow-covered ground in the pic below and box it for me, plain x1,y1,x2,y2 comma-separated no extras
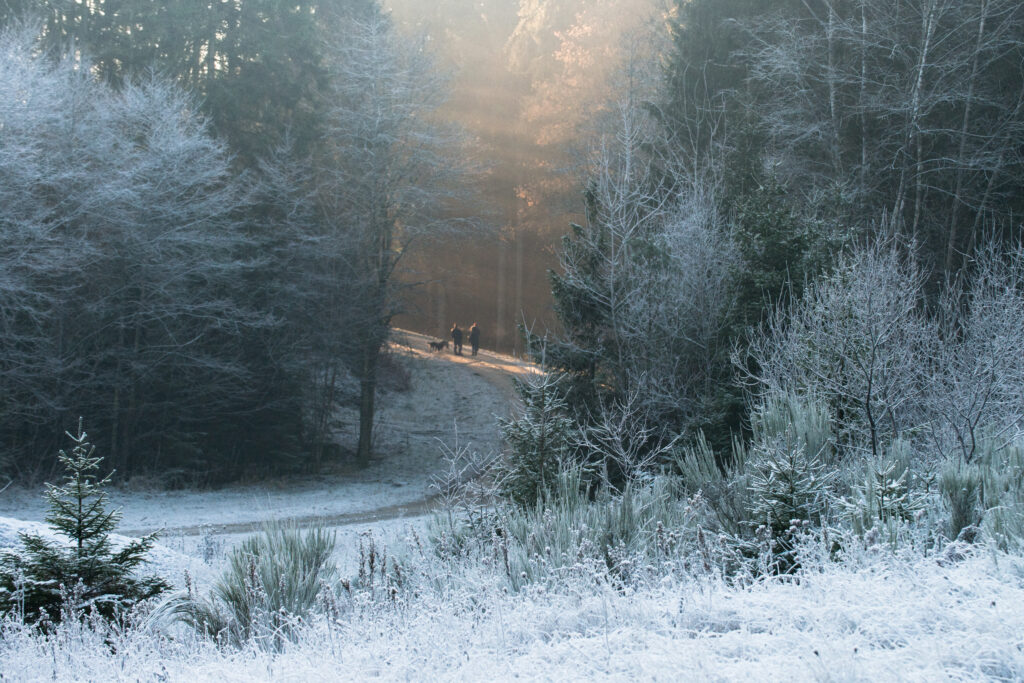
0,331,530,538
2,333,1021,680
0,543,1021,681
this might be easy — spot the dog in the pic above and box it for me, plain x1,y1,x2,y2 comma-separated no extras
428,340,449,352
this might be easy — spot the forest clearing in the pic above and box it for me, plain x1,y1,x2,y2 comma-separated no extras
2,1,1024,679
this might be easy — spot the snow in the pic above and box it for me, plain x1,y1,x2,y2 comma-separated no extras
1,332,1020,680
0,545,1021,680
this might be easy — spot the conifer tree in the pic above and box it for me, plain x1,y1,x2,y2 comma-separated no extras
0,420,168,624
497,374,579,506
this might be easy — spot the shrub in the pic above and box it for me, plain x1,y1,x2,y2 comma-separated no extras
434,464,703,592
671,431,751,536
183,521,337,648
0,420,168,624
980,440,1024,550
673,393,842,572
941,461,985,541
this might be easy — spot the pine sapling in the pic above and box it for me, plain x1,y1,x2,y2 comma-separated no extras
0,419,168,624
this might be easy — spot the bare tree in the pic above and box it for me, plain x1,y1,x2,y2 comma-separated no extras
737,0,1024,263
927,241,1024,462
741,239,935,459
536,66,742,475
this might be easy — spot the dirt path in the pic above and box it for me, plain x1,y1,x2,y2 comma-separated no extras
391,328,537,403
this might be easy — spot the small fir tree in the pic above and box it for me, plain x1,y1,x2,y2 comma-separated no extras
744,394,838,573
497,374,580,507
0,419,168,623
748,438,836,538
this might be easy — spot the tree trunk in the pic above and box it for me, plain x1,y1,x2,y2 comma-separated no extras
859,0,868,199
826,3,843,177
945,0,988,272
111,314,126,475
496,237,506,350
899,0,939,234
356,338,378,467
311,362,337,472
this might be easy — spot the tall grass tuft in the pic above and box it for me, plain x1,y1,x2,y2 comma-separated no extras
182,521,337,649
435,465,702,592
671,431,750,536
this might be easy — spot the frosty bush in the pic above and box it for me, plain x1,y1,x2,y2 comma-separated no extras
926,242,1024,463
733,238,1024,551
743,396,838,571
675,393,835,538
741,239,932,460
747,438,835,541
979,440,1024,551
181,522,337,648
0,420,168,624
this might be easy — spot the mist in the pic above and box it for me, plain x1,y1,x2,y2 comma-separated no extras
386,0,666,353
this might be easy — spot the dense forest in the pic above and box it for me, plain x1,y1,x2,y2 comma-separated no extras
1,0,1023,500
0,1,476,482
530,0,1024,461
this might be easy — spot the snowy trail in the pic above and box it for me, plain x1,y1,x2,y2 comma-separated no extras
1,328,532,543
120,494,441,538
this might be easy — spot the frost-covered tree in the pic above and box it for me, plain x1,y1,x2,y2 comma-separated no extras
0,421,168,624
0,29,280,480
532,89,742,479
245,139,374,471
660,0,1024,277
319,13,476,466
735,0,1024,270
1,0,334,165
926,241,1024,462
741,239,934,459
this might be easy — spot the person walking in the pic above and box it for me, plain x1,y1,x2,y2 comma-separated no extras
450,323,463,355
469,323,480,356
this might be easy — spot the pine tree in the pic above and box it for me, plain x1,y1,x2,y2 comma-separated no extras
0,420,168,624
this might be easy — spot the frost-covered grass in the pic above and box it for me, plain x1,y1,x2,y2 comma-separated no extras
1,539,1021,681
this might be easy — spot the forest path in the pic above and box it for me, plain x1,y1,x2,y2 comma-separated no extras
103,329,536,539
